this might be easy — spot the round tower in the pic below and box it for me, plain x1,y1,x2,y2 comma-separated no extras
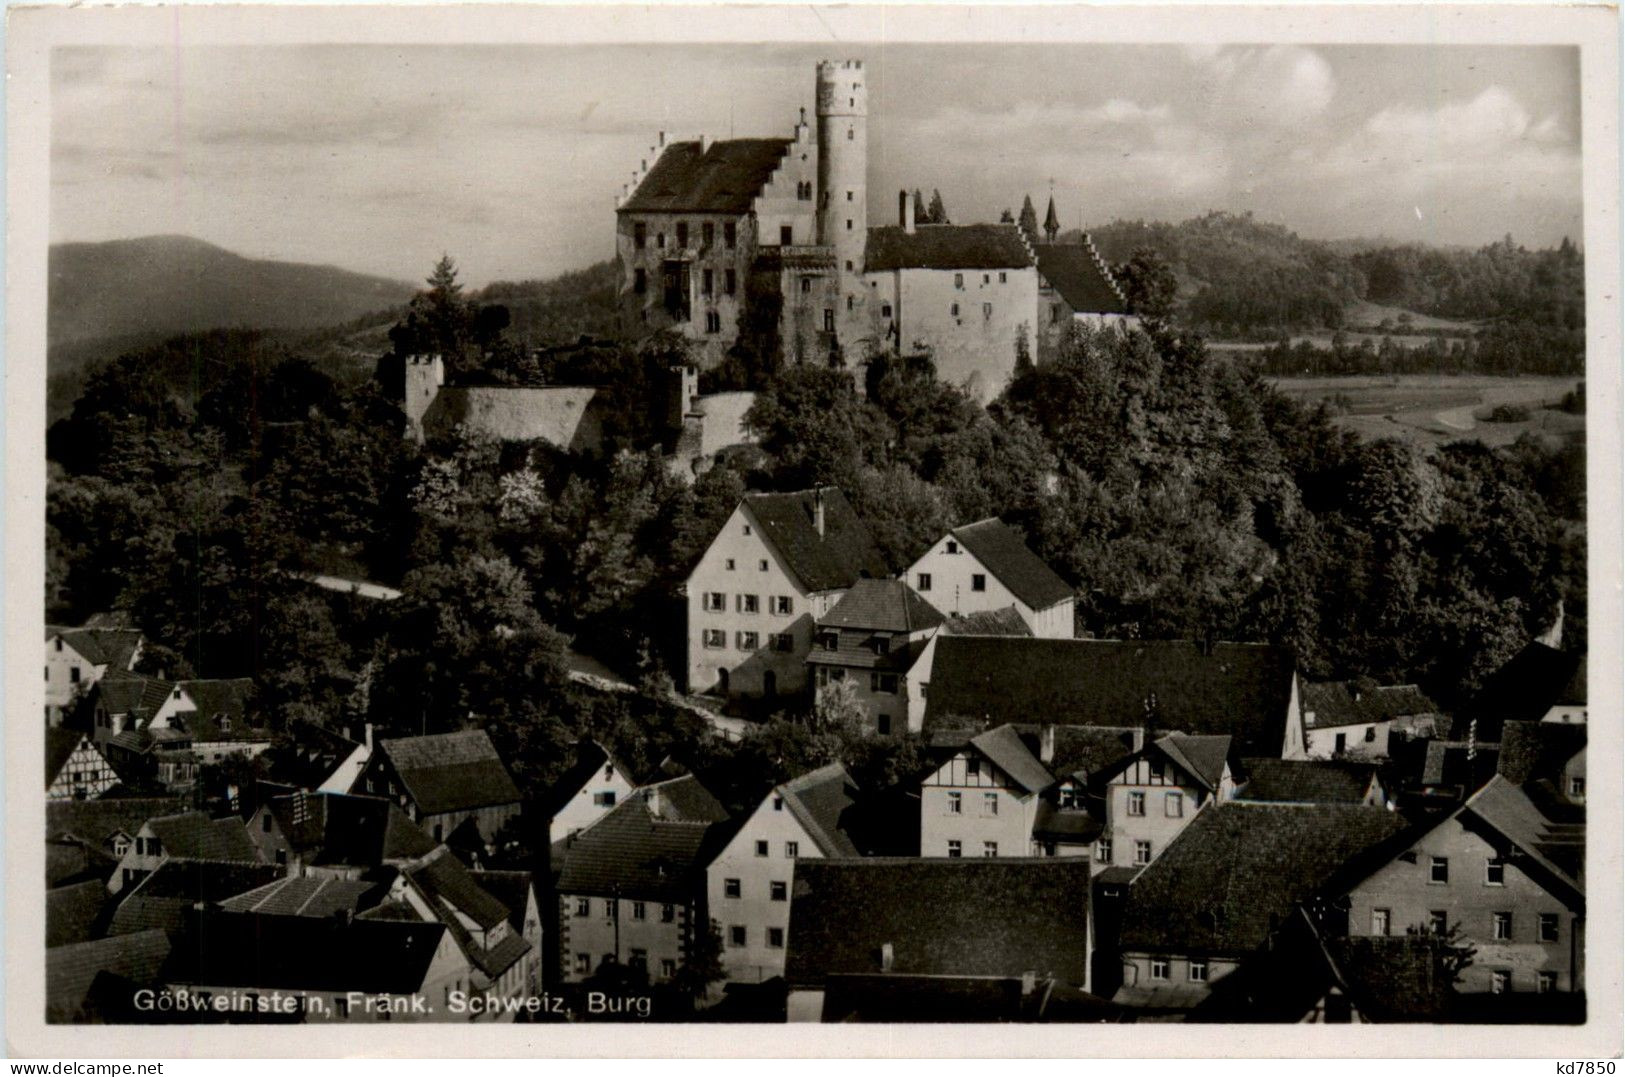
816,60,867,268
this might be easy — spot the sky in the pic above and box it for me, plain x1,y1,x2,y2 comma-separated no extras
51,42,1583,287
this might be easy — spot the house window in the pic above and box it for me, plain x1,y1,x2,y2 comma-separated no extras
593,791,616,808
768,927,785,949
970,573,987,592
770,881,788,901
725,878,741,898
633,222,646,249
878,714,892,735
773,796,784,811
1335,733,1347,753
262,814,273,832
871,673,898,694
785,842,798,858
881,303,892,318
1485,859,1505,886
676,222,689,248
702,269,713,296
730,925,747,947
70,666,81,683
983,792,999,816
1537,972,1557,994
661,958,677,979
947,792,962,814
847,295,854,311
1429,856,1449,884
800,277,812,294
703,222,715,247
1096,838,1112,864
634,268,647,294
983,274,990,285
737,594,759,614
1127,791,1146,817
1372,908,1391,936
275,849,287,866
1364,726,1377,742
702,629,726,649
657,232,665,249
575,953,591,974
947,840,962,858
661,904,675,923
950,303,960,318
983,841,998,858
1189,960,1208,983
1539,913,1559,942
632,901,647,921
846,127,854,140
771,633,795,652
1060,786,1084,810
846,190,853,201
725,559,736,571
755,840,769,857
999,271,1007,283
1134,840,1152,866
724,269,736,295
982,302,992,319
1165,792,1183,818
917,573,932,592
724,222,737,248
1428,910,1449,935
629,948,648,971
1492,912,1512,941
1491,970,1511,994
954,273,963,289
773,596,793,615
605,900,617,918
705,310,721,333
1150,959,1169,981
758,559,769,572
781,226,794,245
845,219,852,231
817,631,838,652
705,592,725,611
1569,776,1585,797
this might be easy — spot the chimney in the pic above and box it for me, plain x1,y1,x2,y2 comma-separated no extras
363,722,374,752
658,130,665,147
879,941,895,972
699,133,710,153
899,189,915,234
812,489,826,537
1040,724,1056,765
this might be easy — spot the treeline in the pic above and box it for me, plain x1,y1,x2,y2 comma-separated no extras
1247,321,1586,378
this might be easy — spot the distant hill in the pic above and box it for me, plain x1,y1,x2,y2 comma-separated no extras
473,261,620,348
49,235,415,349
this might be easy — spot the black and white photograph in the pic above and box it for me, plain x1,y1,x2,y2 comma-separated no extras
7,2,1620,1056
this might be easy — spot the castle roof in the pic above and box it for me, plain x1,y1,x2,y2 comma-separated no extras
866,223,1034,272
1034,241,1130,315
620,138,793,215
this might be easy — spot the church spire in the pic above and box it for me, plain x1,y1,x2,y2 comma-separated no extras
1043,193,1060,244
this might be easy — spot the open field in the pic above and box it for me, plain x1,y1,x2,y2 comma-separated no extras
1265,374,1585,448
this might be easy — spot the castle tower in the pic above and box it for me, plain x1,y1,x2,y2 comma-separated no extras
403,353,445,442
816,60,871,361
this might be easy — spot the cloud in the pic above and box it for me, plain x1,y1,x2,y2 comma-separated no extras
1365,85,1571,150
1205,46,1337,127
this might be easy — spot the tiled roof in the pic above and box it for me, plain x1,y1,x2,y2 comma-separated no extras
47,930,172,1023
1034,241,1129,315
804,629,929,673
172,678,263,742
1421,741,1500,790
50,627,143,670
378,730,522,815
1497,721,1587,788
404,846,509,931
95,672,175,719
926,637,1297,756
620,138,792,214
262,719,365,790
1237,758,1378,804
46,728,91,787
785,858,1091,986
948,518,1073,611
1302,681,1441,731
739,487,889,594
146,812,261,863
1118,802,1408,956
1031,800,1103,843
779,763,863,858
267,791,436,866
163,909,449,995
940,607,1033,638
1153,733,1231,792
1462,775,1583,896
469,869,537,933
107,861,284,937
47,797,187,849
968,724,1053,796
1460,641,1584,739
219,876,386,918
540,739,623,818
866,224,1034,272
46,837,120,889
818,579,944,633
645,773,730,823
46,880,112,948
555,778,733,902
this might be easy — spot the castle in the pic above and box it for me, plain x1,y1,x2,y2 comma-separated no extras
615,60,1134,403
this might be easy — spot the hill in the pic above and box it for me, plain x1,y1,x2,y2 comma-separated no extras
49,235,415,350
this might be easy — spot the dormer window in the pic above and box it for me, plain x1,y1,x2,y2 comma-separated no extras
871,636,891,656
945,540,959,554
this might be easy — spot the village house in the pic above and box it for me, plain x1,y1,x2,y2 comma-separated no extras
1092,732,1235,873
784,857,1092,1021
1300,680,1444,760
542,739,638,844
1497,720,1586,806
45,728,119,801
47,797,188,888
45,624,144,725
1235,757,1389,808
245,789,437,875
903,605,1032,731
88,672,175,747
261,719,372,795
918,724,1054,859
1462,640,1587,736
356,730,523,850
107,861,288,938
902,517,1074,639
806,578,943,735
1339,775,1584,999
554,774,734,987
1029,724,1145,857
1112,802,1409,1013
469,869,547,995
685,486,887,702
109,810,264,894
923,636,1307,759
707,762,866,985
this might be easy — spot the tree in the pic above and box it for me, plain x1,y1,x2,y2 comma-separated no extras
744,366,890,489
671,918,727,1007
913,189,928,224
1018,195,1039,241
927,189,948,225
1115,248,1179,322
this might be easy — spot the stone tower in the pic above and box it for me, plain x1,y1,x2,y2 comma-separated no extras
816,59,872,361
402,353,445,442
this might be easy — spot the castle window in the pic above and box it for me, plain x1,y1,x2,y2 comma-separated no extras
1000,271,1007,283
846,190,853,201
657,232,665,249
633,269,647,294
676,222,689,248
724,222,737,249
823,309,835,332
703,222,714,247
951,303,960,318
780,225,793,245
724,269,736,295
801,277,812,294
954,273,964,289
881,303,892,318
633,222,646,249
983,302,993,319
702,269,713,296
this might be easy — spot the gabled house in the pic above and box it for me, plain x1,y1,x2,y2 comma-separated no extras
88,673,176,746
1113,801,1408,1013
262,719,371,794
707,762,866,984
46,728,119,801
1498,720,1586,806
155,678,271,765
1236,758,1388,808
924,636,1307,759
109,810,264,894
246,789,437,875
356,729,523,849
47,797,188,886
470,869,547,994
904,604,1032,731
1300,680,1445,760
1093,732,1234,872
45,624,144,725
902,517,1074,639
554,774,733,986
919,724,1053,859
784,857,1092,1021
1460,640,1586,739
542,739,638,844
807,578,943,735
1339,775,1584,998
1031,724,1145,857
686,486,888,702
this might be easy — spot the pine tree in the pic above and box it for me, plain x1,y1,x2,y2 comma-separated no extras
928,189,947,224
1019,195,1038,240
913,189,928,223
